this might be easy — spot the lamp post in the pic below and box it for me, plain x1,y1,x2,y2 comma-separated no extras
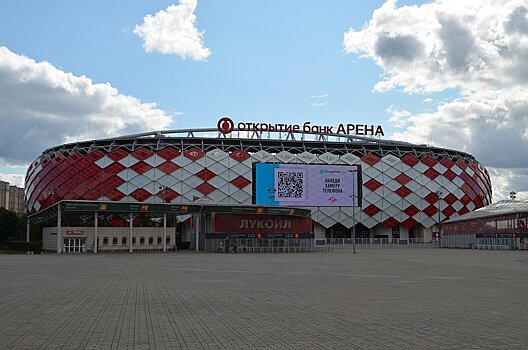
48,187,57,205
159,185,167,203
351,196,357,254
435,190,443,241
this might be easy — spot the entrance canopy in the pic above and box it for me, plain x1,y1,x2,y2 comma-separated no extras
28,200,312,224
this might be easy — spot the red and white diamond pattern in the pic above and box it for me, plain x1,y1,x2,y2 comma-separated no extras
25,147,492,230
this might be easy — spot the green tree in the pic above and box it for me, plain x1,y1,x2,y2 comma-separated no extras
0,208,19,247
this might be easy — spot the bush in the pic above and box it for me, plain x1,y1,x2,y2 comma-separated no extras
7,240,42,252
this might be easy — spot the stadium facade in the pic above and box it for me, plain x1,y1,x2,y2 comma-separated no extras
25,118,493,252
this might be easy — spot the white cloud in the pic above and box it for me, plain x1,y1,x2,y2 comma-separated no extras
134,0,211,61
0,173,25,188
344,0,528,201
0,46,173,174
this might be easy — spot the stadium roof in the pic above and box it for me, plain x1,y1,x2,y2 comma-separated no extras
444,200,528,223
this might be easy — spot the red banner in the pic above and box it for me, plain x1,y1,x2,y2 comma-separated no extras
213,214,312,234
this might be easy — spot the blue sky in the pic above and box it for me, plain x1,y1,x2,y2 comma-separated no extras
0,0,527,200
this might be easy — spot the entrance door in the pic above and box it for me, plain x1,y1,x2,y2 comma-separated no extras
63,238,86,253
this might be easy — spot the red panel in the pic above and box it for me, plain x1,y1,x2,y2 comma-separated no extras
110,217,127,227
442,206,456,218
468,161,479,173
102,175,125,192
157,161,180,174
363,178,382,191
361,153,381,166
382,217,399,228
156,188,179,202
395,186,412,198
460,195,471,205
106,189,126,201
443,169,457,181
105,162,126,175
231,176,251,189
108,148,128,161
130,188,151,202
402,217,418,229
157,147,181,160
214,214,312,234
230,149,251,162
83,189,102,201
195,169,217,181
473,196,484,209
196,182,216,196
420,155,438,167
130,161,152,175
440,157,454,169
461,183,477,200
184,147,205,161
85,150,105,163
363,204,381,216
424,192,440,204
444,193,457,205
458,207,470,215
395,173,412,185
131,147,154,161
403,205,420,217
423,205,439,217
423,168,440,180
455,159,468,170
402,154,419,167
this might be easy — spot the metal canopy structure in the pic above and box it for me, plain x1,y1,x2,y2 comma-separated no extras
28,200,311,224
40,127,478,161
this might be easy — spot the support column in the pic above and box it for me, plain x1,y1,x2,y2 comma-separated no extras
94,211,98,254
163,213,167,253
26,218,30,243
195,213,200,252
56,204,62,254
129,213,133,253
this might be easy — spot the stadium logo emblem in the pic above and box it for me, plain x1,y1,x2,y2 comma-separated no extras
217,117,234,134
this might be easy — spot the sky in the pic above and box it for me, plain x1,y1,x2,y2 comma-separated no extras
0,0,527,201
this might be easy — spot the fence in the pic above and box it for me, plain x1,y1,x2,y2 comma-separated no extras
205,238,315,253
319,238,433,250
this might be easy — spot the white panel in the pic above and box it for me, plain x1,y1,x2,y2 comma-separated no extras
452,201,463,211
361,216,378,229
320,152,338,164
385,192,402,206
453,177,464,187
274,151,295,163
451,165,463,175
412,162,429,173
157,175,178,188
95,156,112,168
381,154,400,166
206,149,228,161
117,169,139,181
118,155,139,167
183,161,204,174
117,182,138,195
129,175,150,188
206,190,228,203
252,151,274,163
382,166,401,179
144,155,165,167
340,153,361,165
384,179,401,191
465,167,475,177
143,168,165,181
298,152,318,164
433,163,447,174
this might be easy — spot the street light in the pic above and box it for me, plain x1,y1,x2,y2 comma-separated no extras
159,185,167,203
350,194,358,254
435,190,443,241
48,187,57,205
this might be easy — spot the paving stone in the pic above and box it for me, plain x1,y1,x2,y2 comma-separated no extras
0,249,527,349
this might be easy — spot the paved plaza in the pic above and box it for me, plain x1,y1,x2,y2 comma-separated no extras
0,249,527,350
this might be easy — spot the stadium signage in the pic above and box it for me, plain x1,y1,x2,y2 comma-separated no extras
217,116,384,137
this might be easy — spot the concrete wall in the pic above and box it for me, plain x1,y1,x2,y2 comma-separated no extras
43,226,176,253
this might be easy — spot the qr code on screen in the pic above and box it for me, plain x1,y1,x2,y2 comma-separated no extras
276,171,305,199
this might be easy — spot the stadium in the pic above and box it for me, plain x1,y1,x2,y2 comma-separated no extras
25,118,493,253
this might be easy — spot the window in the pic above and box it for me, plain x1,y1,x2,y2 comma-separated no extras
157,236,162,245
122,237,127,245
103,237,109,245
148,236,154,245
112,237,118,245
132,237,136,245
140,237,145,245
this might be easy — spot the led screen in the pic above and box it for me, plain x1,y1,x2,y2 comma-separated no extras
254,163,360,207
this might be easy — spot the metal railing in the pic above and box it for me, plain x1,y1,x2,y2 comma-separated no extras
322,238,433,249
